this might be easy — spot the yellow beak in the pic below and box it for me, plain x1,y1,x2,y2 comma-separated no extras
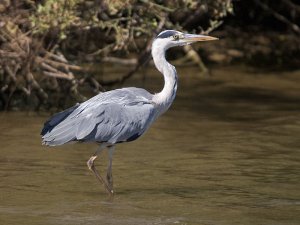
183,34,219,42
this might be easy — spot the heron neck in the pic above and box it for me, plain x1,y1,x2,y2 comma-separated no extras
152,45,178,111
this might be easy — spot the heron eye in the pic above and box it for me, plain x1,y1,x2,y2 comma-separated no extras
173,34,180,41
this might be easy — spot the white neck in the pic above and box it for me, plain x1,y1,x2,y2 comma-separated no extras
151,40,178,113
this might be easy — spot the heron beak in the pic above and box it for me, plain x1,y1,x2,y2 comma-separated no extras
183,34,218,42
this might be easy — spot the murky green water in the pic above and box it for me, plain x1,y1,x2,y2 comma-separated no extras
0,66,300,225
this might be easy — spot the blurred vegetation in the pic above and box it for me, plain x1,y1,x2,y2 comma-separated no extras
207,0,300,67
0,0,299,111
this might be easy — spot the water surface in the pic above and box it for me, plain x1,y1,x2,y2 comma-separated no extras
0,66,299,225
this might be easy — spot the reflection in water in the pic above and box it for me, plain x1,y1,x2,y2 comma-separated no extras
0,67,299,225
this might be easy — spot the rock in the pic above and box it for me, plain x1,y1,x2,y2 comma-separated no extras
208,52,230,64
227,49,244,58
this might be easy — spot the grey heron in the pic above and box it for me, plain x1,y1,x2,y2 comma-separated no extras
41,30,217,195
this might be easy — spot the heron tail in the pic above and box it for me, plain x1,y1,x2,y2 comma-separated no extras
41,103,80,145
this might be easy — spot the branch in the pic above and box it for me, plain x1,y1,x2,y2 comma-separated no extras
43,71,74,80
140,0,174,13
45,51,68,63
36,56,86,73
254,0,300,34
282,0,300,14
102,57,137,65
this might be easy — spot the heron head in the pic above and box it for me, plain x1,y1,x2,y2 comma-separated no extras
154,30,218,49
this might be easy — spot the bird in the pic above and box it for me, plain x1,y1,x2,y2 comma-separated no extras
41,30,217,195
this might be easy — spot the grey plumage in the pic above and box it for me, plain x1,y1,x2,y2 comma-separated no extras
41,30,217,195
42,87,156,146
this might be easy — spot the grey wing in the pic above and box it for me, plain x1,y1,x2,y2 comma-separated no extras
41,88,156,146
82,102,155,143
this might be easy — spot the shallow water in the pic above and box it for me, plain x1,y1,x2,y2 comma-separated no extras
0,66,300,225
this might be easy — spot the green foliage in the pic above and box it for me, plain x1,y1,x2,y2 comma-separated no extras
29,0,233,48
30,0,82,39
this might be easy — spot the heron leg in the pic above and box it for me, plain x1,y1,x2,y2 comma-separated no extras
106,145,115,193
87,144,113,195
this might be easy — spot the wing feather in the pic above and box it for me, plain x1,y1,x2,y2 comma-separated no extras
41,88,156,146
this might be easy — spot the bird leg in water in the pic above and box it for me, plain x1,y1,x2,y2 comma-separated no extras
106,145,115,192
87,144,113,195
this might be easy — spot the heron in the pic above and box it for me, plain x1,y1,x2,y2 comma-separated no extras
41,30,217,195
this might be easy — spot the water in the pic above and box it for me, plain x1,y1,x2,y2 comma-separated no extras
0,66,299,225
